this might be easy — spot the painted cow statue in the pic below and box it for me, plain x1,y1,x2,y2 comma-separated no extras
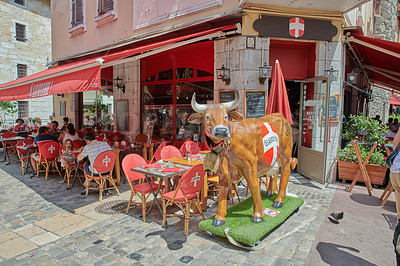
188,93,295,227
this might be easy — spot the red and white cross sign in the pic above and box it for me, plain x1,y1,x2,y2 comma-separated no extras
289,17,304,38
102,156,111,167
191,172,201,187
48,145,55,153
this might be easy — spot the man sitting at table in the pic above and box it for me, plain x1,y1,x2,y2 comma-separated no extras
14,118,26,132
30,126,59,174
60,117,69,133
78,132,112,182
48,121,60,139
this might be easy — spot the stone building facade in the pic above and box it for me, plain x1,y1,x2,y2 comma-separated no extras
0,0,52,126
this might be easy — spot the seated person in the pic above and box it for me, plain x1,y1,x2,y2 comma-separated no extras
14,118,27,131
78,132,112,178
60,139,77,167
30,126,59,174
48,121,60,139
59,123,80,143
60,117,69,133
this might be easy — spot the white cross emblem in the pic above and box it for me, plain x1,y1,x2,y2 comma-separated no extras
191,172,201,187
289,17,304,38
48,145,55,154
102,156,111,167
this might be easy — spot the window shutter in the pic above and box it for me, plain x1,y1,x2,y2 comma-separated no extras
99,0,113,14
71,0,76,26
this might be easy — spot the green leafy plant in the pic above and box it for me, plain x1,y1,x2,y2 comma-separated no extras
338,113,389,166
0,101,17,126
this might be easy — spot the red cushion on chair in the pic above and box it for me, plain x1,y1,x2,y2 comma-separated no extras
20,156,28,160
132,182,163,194
161,189,197,201
7,145,16,149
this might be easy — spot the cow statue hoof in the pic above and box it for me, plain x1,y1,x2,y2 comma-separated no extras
251,217,263,223
272,201,282,208
264,191,273,198
212,218,225,227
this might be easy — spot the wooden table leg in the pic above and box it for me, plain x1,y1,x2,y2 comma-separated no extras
380,181,392,200
381,186,394,206
201,172,208,212
113,149,120,186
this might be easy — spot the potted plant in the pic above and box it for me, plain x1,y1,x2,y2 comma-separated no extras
337,114,389,186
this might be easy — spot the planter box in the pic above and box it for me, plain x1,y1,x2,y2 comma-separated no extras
337,160,387,186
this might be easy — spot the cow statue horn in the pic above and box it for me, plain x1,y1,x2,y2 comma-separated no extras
191,93,207,113
222,93,239,111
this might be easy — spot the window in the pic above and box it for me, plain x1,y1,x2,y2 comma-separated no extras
17,64,27,78
18,101,29,118
71,0,84,27
98,0,113,14
14,0,25,6
15,23,26,42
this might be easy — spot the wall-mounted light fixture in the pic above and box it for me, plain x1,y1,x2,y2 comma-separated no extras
259,63,272,84
325,66,339,81
216,64,231,85
346,69,359,84
113,76,125,93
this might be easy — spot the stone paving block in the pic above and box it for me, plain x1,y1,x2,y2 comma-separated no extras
30,231,60,246
0,236,38,259
13,224,47,239
0,231,18,244
53,217,97,237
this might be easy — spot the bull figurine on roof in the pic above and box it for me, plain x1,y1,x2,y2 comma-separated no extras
188,92,296,227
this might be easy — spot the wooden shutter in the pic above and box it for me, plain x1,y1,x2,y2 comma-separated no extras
99,0,113,14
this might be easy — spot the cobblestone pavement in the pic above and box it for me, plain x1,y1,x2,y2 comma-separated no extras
0,154,337,265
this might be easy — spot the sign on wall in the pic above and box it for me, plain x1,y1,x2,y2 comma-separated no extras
245,90,266,118
219,89,237,103
253,15,338,42
320,94,340,125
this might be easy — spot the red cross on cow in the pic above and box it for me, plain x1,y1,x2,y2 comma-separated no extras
289,17,304,38
102,156,111,167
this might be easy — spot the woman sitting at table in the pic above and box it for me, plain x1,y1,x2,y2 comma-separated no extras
60,139,78,167
59,123,80,143
14,118,26,132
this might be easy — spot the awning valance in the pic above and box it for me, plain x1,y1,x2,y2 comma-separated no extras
344,33,400,89
0,24,237,102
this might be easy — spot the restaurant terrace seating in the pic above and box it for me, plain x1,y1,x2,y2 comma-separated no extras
122,154,164,221
2,131,18,161
160,145,182,161
149,141,166,163
16,139,33,175
84,150,120,201
37,141,62,180
161,164,205,236
185,140,200,155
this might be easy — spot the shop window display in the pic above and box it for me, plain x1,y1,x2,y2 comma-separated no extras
142,69,213,141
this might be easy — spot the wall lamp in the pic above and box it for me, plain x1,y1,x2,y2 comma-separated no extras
259,63,272,84
114,76,125,93
216,64,231,85
325,66,339,81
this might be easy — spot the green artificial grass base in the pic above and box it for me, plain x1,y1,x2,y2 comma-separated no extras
199,192,304,246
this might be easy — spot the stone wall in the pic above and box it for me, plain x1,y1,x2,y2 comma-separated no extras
0,0,52,125
374,0,397,41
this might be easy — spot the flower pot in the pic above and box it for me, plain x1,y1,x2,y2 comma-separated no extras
337,160,387,186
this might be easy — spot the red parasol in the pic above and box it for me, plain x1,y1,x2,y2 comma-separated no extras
266,60,293,124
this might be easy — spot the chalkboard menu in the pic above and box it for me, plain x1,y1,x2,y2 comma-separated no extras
245,91,266,118
219,90,236,103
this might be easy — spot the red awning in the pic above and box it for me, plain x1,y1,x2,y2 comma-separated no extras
0,57,103,101
345,33,400,89
390,96,400,106
0,24,236,102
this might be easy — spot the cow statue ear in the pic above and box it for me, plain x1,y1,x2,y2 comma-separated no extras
187,113,203,124
228,111,244,121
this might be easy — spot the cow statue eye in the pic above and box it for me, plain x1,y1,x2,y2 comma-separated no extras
205,115,211,122
224,114,228,121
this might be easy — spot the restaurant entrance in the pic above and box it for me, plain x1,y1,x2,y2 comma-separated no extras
140,41,214,144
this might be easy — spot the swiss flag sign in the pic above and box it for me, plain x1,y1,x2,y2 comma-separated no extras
260,122,280,166
289,17,305,38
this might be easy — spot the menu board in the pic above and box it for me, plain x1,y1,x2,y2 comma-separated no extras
245,90,266,118
320,94,340,125
219,90,236,103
